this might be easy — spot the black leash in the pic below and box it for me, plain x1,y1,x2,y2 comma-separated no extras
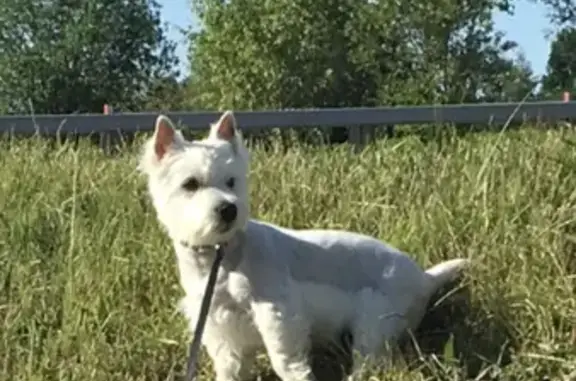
185,245,226,381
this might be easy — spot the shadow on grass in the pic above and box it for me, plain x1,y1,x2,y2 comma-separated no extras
400,277,515,379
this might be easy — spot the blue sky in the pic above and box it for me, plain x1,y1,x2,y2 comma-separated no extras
159,0,555,79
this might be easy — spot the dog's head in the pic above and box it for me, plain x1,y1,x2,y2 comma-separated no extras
139,111,250,247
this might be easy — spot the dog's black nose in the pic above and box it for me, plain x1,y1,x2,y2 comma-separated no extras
216,202,237,223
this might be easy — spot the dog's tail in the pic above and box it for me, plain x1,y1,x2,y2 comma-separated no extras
424,258,469,295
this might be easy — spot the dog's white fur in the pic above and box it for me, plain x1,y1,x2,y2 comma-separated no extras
139,112,468,381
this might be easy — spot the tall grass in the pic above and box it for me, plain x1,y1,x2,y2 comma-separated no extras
1,126,575,380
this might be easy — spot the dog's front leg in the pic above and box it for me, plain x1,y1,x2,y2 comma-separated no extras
251,300,315,381
203,325,256,381
182,296,255,381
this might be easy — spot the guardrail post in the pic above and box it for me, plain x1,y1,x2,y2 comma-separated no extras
99,104,123,155
348,125,377,152
562,92,573,129
348,125,361,152
99,104,112,153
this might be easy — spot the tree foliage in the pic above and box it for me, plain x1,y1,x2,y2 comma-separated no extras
187,0,538,111
1,0,573,115
542,27,576,96
0,0,177,114
536,0,576,25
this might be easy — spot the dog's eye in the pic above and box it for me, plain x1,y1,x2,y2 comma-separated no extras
182,177,200,192
226,177,235,189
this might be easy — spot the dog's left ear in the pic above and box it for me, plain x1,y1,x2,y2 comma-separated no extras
209,111,240,143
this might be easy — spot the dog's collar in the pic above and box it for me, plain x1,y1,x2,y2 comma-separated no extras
177,231,245,272
179,241,228,252
178,229,246,253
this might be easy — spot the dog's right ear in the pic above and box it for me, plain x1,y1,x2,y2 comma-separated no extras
139,115,185,175
153,115,178,160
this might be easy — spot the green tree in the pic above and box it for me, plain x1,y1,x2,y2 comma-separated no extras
0,0,178,114
421,1,522,101
187,0,535,111
537,0,576,25
542,27,576,97
481,53,538,102
145,76,189,111
188,0,379,109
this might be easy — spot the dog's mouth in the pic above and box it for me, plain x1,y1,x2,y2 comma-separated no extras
178,202,242,250
180,223,238,251
217,220,236,233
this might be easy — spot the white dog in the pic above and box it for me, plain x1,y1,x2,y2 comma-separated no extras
139,111,468,381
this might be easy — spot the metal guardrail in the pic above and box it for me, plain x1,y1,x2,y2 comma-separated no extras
1,101,575,136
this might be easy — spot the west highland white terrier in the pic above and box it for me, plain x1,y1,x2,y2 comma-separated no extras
139,111,469,381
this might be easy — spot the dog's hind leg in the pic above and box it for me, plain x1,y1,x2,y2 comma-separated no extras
348,289,408,379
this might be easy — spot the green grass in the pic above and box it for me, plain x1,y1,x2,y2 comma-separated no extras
1,126,576,381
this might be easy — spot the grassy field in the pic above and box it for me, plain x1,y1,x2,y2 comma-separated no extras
1,126,576,381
